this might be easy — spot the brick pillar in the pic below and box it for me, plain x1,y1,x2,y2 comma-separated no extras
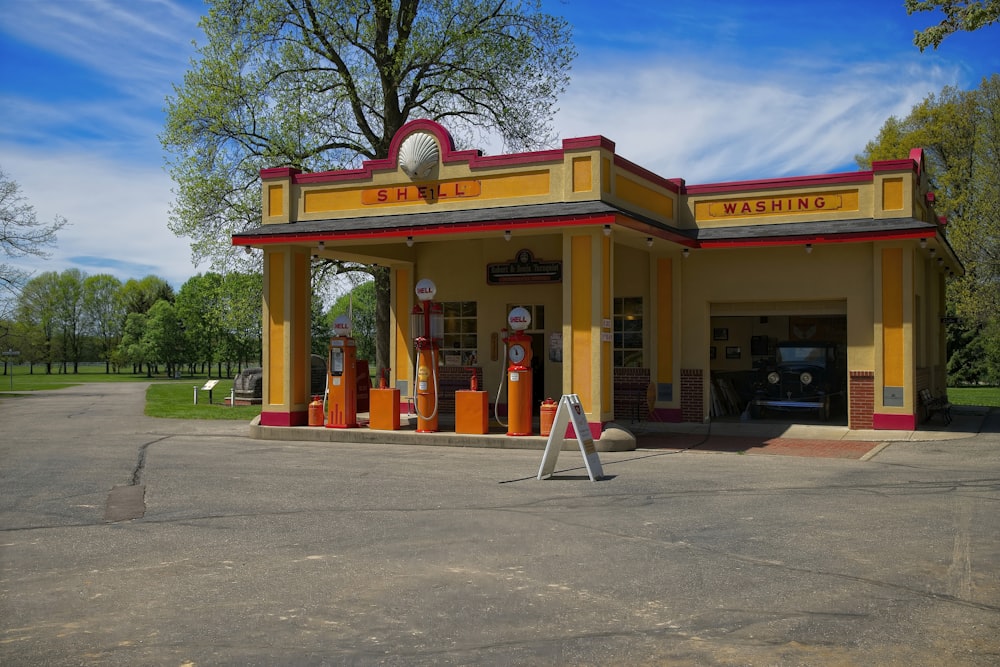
849,371,874,430
680,368,703,423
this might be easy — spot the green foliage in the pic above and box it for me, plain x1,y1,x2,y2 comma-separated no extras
162,0,575,371
905,0,1000,50
858,76,1000,383
6,267,262,378
120,275,175,315
327,279,377,363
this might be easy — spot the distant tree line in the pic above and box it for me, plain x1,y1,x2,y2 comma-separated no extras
1,269,264,379
1,267,379,380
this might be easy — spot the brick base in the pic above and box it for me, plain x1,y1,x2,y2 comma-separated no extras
848,371,874,430
680,368,703,423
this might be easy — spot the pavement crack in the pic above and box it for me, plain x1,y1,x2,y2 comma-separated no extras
130,436,168,486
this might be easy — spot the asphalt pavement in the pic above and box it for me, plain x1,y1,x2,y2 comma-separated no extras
1,383,998,666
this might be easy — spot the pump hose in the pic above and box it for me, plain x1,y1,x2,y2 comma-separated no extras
493,341,508,427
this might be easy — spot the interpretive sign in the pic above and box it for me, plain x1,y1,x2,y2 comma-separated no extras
537,394,604,482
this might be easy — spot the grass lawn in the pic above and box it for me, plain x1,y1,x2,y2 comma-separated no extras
2,364,996,417
145,379,262,420
947,386,1000,408
0,364,261,421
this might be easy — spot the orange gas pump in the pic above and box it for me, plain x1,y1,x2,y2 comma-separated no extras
505,306,533,436
411,279,442,433
327,314,359,429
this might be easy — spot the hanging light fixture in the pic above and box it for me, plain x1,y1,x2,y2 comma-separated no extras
805,244,813,254
646,237,653,247
682,248,690,258
406,236,414,247
919,238,927,249
504,230,511,241
603,224,612,237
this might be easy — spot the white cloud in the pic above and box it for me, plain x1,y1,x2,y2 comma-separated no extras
1,145,205,288
0,0,200,101
554,56,960,184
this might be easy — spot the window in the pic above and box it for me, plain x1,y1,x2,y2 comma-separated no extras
441,301,478,365
614,297,643,367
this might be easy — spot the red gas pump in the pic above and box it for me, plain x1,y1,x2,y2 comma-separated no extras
411,278,442,433
505,306,533,436
327,314,359,428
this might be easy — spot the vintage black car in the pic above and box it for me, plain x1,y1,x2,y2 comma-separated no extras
752,342,844,420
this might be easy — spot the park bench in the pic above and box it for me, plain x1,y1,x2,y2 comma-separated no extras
918,388,952,426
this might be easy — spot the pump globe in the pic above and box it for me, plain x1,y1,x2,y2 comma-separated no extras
415,278,437,302
507,306,531,331
332,314,352,337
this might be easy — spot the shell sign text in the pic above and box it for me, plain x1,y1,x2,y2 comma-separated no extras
362,180,481,205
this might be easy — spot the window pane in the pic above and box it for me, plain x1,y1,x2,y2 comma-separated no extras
622,350,643,367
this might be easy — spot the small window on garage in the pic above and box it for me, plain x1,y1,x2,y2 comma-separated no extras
614,297,643,367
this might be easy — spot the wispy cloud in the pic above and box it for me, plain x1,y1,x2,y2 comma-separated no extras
556,56,959,183
1,0,200,100
1,145,203,288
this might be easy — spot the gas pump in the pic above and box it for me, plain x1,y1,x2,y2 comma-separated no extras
326,314,358,428
504,306,533,436
411,278,443,432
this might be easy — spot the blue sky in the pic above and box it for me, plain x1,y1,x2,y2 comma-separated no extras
1,0,997,288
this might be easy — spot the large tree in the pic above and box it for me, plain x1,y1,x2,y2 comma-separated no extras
905,0,1000,50
0,166,67,319
82,274,125,373
162,0,575,373
857,75,1000,382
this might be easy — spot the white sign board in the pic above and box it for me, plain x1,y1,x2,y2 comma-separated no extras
537,394,604,482
201,379,220,391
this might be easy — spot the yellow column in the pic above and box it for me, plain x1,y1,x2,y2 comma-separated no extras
261,245,312,426
875,246,915,429
566,233,607,422
393,266,412,395
656,257,673,413
600,234,612,419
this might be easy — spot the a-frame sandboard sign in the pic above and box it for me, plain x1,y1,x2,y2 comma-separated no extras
537,394,604,481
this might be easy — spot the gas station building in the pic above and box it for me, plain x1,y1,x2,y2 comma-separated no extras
232,119,960,437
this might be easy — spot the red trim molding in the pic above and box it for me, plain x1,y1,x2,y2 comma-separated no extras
872,413,917,431
260,410,309,427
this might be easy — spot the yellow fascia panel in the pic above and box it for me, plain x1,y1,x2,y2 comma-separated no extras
616,174,675,220
882,177,904,211
267,184,284,218
480,171,550,199
303,187,357,214
573,156,593,193
300,171,552,217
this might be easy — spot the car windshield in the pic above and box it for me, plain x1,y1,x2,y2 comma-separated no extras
777,346,827,365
